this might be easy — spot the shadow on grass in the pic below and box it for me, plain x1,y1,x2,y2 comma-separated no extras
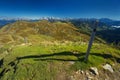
91,53,120,63
17,52,85,61
0,58,4,68
16,51,120,63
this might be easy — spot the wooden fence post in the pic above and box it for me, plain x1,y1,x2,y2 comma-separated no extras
84,20,99,61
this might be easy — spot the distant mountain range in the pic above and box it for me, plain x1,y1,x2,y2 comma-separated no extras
0,17,120,28
0,16,32,27
0,20,16,27
99,18,120,26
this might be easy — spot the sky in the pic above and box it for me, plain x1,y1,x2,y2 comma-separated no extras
0,0,120,20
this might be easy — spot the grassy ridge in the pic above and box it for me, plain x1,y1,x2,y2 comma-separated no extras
0,20,91,45
0,20,119,80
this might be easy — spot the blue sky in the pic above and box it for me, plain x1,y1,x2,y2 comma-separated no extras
0,0,120,20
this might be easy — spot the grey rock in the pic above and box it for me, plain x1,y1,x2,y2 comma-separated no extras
70,76,75,80
85,71,90,76
75,70,80,74
86,76,93,80
103,64,114,73
80,70,84,74
90,67,99,75
73,51,79,54
69,61,75,64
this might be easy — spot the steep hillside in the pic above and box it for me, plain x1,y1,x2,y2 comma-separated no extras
97,28,120,44
68,19,120,44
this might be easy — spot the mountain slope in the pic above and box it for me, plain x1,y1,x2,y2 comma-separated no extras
0,20,91,44
97,28,120,45
67,19,120,44
0,20,120,80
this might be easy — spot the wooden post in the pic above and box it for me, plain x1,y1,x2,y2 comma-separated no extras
84,20,99,61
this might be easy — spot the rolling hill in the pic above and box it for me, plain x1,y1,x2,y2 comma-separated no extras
0,20,91,45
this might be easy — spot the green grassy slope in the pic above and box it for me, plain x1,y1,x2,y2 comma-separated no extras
0,20,120,80
0,42,120,80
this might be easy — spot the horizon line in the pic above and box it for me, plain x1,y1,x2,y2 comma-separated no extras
0,16,120,21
